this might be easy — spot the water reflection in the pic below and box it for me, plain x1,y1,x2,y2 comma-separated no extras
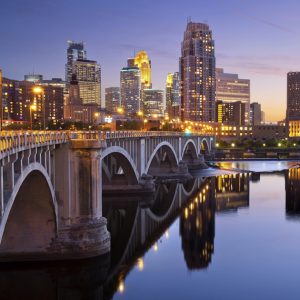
1,166,300,299
286,168,300,218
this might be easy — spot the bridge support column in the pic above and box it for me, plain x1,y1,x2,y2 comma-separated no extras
52,139,110,259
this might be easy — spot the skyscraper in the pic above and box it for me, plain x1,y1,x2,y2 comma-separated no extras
166,72,180,120
287,72,300,137
250,102,262,126
105,87,120,113
216,100,246,126
133,50,152,89
180,22,216,122
65,41,86,87
143,89,164,118
73,59,101,106
216,68,250,124
120,67,141,116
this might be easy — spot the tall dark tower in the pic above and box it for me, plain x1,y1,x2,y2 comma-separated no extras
180,22,216,122
287,72,300,138
65,41,86,88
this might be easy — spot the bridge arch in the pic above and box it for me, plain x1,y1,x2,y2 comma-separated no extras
200,138,210,155
145,142,179,175
0,163,58,256
182,139,198,162
101,146,139,185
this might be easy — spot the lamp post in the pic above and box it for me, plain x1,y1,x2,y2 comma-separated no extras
30,104,37,130
94,112,100,127
33,86,45,130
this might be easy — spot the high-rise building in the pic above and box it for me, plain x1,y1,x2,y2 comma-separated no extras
180,22,216,122
250,102,262,125
133,51,152,89
65,41,86,86
143,89,164,118
120,67,141,116
73,59,101,106
64,75,101,124
216,68,250,124
166,72,180,120
287,72,300,137
216,100,246,126
105,87,120,113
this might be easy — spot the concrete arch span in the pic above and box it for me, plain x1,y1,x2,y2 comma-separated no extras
200,138,210,155
182,139,198,162
0,163,58,259
145,142,179,176
101,146,140,185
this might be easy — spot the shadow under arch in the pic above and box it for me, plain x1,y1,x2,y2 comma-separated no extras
145,142,179,176
182,178,198,197
102,146,139,186
182,139,198,162
200,138,210,155
0,168,57,259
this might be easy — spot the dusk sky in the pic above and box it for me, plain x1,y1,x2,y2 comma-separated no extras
1,0,300,121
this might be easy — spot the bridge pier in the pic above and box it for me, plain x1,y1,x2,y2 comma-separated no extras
52,139,110,260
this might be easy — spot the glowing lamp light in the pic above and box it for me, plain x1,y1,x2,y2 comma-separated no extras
278,143,282,147
117,107,124,114
30,104,37,111
216,143,219,148
118,281,125,293
33,86,43,94
231,143,235,147
104,116,112,123
136,258,144,271
137,111,143,116
185,128,192,136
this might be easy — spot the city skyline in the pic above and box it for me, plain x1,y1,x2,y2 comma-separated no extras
1,0,300,121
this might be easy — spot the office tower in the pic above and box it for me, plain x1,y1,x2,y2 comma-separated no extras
73,59,101,106
64,75,100,124
65,41,86,86
105,87,120,113
166,72,180,120
287,72,300,137
216,100,246,126
133,51,152,89
250,102,262,125
143,89,164,118
180,22,216,122
120,67,141,116
216,68,250,124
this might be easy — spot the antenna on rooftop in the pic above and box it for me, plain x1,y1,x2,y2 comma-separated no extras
187,16,191,23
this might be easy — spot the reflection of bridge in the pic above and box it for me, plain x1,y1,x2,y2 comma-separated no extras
0,131,215,261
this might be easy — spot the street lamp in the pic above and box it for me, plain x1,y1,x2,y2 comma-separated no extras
33,86,45,130
117,107,124,114
30,104,37,130
94,112,100,127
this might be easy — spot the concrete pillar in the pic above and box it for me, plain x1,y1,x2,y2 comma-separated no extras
178,137,182,161
51,139,110,259
139,138,145,175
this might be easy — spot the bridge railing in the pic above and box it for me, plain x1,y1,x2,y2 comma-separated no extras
0,131,68,154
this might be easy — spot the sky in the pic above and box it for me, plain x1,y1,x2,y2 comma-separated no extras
1,0,300,121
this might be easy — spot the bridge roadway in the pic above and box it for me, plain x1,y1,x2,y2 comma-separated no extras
0,130,215,261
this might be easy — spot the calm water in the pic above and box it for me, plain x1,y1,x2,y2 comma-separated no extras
2,161,300,300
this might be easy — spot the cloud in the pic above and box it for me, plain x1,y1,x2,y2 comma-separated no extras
236,11,298,35
217,53,300,76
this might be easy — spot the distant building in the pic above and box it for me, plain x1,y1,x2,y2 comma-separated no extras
24,74,43,83
73,59,101,106
287,72,300,138
120,67,141,116
166,72,180,120
65,41,86,87
2,77,64,127
132,51,152,89
216,100,246,126
64,75,101,124
143,89,164,118
105,87,120,113
250,102,262,125
216,68,250,124
253,123,287,140
180,22,216,122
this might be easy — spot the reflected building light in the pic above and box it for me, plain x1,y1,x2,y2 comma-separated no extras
136,257,144,271
165,230,170,239
118,281,125,293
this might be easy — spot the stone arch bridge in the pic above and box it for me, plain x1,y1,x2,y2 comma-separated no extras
0,130,215,261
